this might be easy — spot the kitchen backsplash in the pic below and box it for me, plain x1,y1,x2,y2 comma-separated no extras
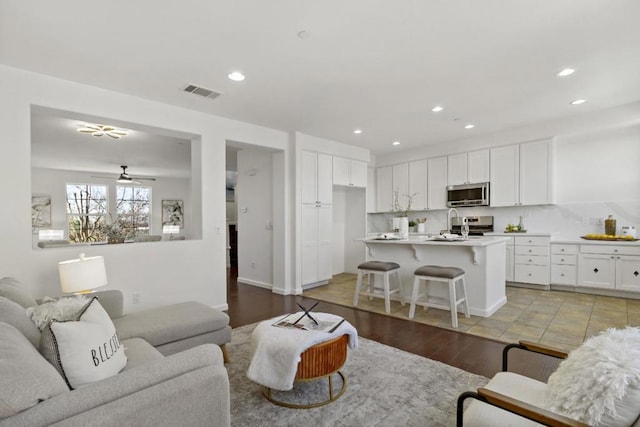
368,201,640,240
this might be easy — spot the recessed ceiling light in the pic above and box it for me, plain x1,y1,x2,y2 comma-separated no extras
571,99,586,105
432,105,444,112
227,71,245,82
464,124,475,129
557,68,576,77
392,141,401,146
353,129,363,134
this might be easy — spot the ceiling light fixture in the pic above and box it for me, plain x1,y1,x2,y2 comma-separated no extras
432,105,444,112
557,68,575,77
570,99,586,105
228,71,245,81
392,141,401,146
353,129,363,134
77,124,128,139
464,124,475,129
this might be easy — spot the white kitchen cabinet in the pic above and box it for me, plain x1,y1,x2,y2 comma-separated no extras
332,157,367,188
392,162,409,206
505,236,515,282
375,166,393,212
301,203,333,285
550,244,578,285
490,139,553,207
578,244,640,291
427,156,448,210
366,167,376,213
301,150,333,286
408,160,427,210
513,236,550,286
301,151,333,204
447,149,490,185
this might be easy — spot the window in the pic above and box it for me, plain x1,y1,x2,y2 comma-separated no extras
116,186,151,237
66,184,108,242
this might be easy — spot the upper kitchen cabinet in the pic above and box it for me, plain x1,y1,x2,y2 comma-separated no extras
490,139,553,207
392,163,409,207
427,156,448,210
408,160,427,210
301,151,333,205
333,156,367,188
447,149,490,186
375,165,393,212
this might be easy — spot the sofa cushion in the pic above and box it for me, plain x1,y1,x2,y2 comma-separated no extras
40,297,127,389
114,301,230,347
121,337,164,371
26,295,89,330
0,296,41,348
0,277,38,308
0,322,68,419
545,326,640,426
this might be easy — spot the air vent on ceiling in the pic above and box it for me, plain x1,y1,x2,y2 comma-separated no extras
183,84,222,100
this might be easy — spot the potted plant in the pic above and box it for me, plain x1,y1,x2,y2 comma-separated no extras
392,191,417,237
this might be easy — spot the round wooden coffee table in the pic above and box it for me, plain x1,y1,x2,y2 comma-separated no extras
262,334,349,409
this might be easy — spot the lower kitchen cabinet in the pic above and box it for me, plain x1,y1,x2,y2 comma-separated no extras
577,245,640,292
550,244,578,285
513,236,550,286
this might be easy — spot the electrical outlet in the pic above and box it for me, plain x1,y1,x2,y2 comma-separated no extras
132,293,141,304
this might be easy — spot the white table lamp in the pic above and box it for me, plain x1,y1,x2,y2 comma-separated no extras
58,253,108,294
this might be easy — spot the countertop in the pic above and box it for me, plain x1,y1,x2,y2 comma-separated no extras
551,238,640,246
361,235,510,247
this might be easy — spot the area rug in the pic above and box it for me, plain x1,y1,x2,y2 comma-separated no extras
227,322,488,426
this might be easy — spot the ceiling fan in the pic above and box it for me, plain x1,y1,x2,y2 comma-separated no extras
92,165,156,184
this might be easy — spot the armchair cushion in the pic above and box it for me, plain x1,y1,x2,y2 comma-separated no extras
0,296,41,348
463,371,546,426
545,327,640,426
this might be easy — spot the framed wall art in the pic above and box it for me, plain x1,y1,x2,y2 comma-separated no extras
162,200,184,227
32,194,52,232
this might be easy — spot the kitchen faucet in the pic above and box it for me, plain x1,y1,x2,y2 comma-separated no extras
447,208,459,234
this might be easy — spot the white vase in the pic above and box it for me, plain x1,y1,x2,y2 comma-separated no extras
398,217,409,238
417,223,426,234
392,217,401,232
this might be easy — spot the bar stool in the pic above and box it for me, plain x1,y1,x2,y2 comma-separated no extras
408,265,470,328
353,261,404,313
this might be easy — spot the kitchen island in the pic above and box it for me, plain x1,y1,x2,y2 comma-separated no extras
359,236,510,317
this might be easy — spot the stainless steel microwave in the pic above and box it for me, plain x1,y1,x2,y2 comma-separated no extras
446,182,490,207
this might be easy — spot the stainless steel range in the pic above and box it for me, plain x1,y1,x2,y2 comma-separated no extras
451,215,494,236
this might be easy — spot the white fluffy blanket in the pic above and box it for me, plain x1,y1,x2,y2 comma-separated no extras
544,327,640,426
246,312,358,391
26,295,89,330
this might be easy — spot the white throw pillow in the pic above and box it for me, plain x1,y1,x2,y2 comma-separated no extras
26,295,89,330
40,297,127,389
544,327,640,426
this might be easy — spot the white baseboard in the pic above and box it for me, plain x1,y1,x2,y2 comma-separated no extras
272,286,303,296
213,303,229,311
237,277,273,290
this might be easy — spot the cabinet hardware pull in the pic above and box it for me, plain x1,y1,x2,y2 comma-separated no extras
594,268,599,273
561,258,564,262
561,249,565,252
528,273,532,276
634,271,639,277
560,273,565,276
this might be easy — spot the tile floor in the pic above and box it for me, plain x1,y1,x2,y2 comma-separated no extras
304,273,640,352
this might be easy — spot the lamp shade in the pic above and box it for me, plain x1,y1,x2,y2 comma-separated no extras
58,253,108,294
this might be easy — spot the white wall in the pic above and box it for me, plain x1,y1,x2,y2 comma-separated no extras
236,149,274,288
0,64,290,312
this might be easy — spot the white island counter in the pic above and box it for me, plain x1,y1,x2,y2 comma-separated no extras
360,236,509,317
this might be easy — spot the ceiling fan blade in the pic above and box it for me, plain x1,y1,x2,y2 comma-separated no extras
129,176,156,181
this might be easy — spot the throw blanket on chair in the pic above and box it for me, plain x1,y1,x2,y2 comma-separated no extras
246,312,358,391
